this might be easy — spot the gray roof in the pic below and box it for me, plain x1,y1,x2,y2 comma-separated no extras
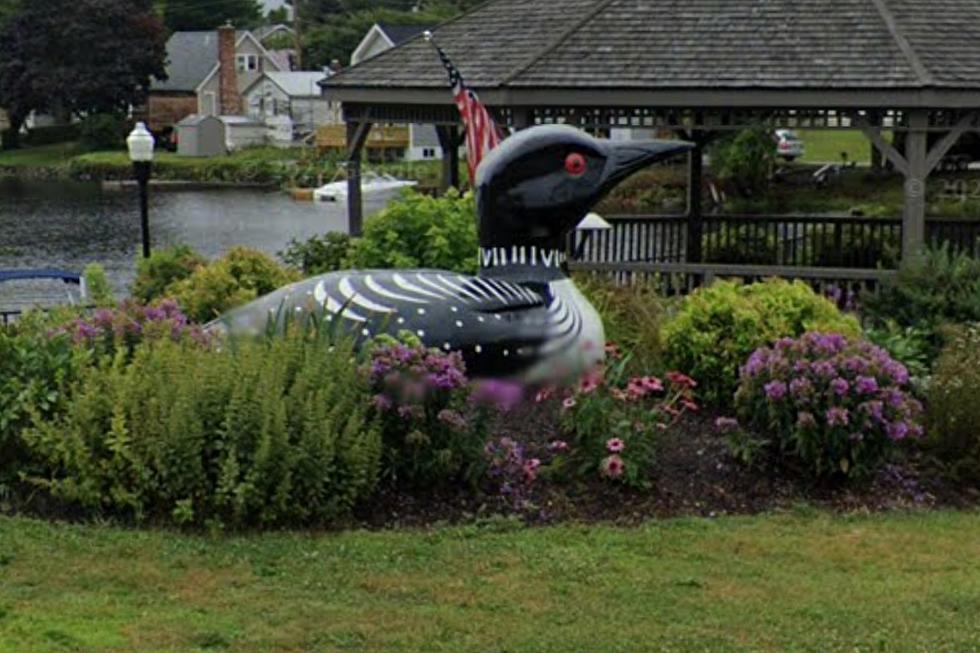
325,0,980,92
376,22,434,47
151,30,247,93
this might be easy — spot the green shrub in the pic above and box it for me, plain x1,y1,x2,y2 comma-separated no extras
132,244,206,304
346,189,478,274
79,113,129,151
0,313,89,482
709,126,775,197
23,124,81,146
279,232,353,275
927,324,980,482
169,247,300,323
23,330,382,527
365,335,499,487
83,263,114,307
576,275,672,375
733,333,923,479
865,321,932,387
663,279,862,405
862,244,980,358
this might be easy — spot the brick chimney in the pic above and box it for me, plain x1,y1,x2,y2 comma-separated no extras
217,21,241,115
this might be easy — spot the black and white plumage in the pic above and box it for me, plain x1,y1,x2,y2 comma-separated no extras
212,125,692,380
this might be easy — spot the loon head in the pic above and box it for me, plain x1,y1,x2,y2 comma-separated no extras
475,125,693,253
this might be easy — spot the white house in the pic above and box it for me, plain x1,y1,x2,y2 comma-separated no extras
243,71,339,138
350,22,441,162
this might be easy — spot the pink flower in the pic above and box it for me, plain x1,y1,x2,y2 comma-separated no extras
562,397,577,410
604,342,621,359
606,437,625,453
600,454,625,479
534,386,555,403
578,369,603,395
549,440,569,453
523,458,541,482
667,371,697,388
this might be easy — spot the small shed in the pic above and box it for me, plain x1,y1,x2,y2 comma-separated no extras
221,116,266,151
176,114,225,157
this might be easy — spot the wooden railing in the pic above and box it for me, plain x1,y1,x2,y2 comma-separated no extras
568,213,979,293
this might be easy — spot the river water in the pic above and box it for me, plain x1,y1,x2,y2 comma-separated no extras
0,178,390,312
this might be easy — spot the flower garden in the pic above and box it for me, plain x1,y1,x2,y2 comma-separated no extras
2,191,978,530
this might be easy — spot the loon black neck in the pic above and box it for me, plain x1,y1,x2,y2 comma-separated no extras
477,243,570,282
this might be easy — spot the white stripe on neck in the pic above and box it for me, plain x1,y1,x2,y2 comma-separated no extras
479,246,566,269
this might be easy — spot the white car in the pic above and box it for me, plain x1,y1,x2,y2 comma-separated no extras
775,130,805,161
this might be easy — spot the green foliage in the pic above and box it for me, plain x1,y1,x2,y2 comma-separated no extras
78,113,128,151
0,313,89,482
279,231,353,275
132,244,206,304
83,263,114,307
21,124,81,147
662,279,862,406
346,189,478,274
862,244,980,358
162,0,261,31
928,324,980,483
733,333,923,480
865,321,933,386
168,247,300,323
575,275,672,375
710,126,775,197
23,330,382,527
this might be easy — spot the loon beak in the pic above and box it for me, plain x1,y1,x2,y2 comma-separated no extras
602,139,694,191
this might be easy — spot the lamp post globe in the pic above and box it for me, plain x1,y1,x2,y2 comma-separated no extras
127,122,155,258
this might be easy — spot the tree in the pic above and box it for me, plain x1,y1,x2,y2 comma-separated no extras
0,0,167,149
162,0,261,31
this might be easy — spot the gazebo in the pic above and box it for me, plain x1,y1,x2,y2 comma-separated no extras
322,0,980,285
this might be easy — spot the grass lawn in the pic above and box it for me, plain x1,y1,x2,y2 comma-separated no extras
798,129,888,166
1,511,979,652
0,142,85,168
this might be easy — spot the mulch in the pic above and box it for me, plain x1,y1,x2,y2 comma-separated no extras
356,400,980,530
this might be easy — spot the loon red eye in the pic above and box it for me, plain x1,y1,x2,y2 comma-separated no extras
564,152,587,177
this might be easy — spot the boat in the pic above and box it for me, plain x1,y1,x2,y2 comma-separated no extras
313,172,418,204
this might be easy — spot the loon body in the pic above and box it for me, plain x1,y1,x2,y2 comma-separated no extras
214,125,691,380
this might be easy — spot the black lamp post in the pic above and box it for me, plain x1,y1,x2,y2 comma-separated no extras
126,122,155,258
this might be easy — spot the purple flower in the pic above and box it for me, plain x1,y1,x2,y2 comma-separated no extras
883,360,910,385
826,407,850,427
437,409,467,430
813,361,837,379
470,379,523,412
373,394,393,411
859,400,885,423
887,421,909,441
764,381,788,401
854,376,879,395
796,411,817,429
743,350,769,377
789,377,812,397
830,377,850,396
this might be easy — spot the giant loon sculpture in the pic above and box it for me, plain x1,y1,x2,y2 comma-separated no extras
213,125,692,380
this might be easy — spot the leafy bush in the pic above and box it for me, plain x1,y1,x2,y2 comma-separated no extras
663,279,862,405
862,244,980,358
346,189,478,274
132,244,206,304
83,263,114,307
733,333,923,479
169,247,300,323
23,124,81,146
865,321,932,387
365,335,503,487
575,275,672,375
552,357,698,488
710,127,775,197
927,324,980,482
0,313,88,482
279,231,353,275
79,113,129,151
23,330,381,527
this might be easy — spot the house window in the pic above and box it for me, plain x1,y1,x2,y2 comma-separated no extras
236,54,259,72
422,148,436,159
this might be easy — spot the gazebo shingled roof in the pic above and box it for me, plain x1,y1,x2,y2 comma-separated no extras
321,0,980,262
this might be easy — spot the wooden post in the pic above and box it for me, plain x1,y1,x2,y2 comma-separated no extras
345,119,372,237
436,125,461,192
902,110,929,260
686,140,704,263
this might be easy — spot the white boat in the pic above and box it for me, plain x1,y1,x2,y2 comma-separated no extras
313,172,418,204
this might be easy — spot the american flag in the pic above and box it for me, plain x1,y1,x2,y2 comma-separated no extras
427,34,504,184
